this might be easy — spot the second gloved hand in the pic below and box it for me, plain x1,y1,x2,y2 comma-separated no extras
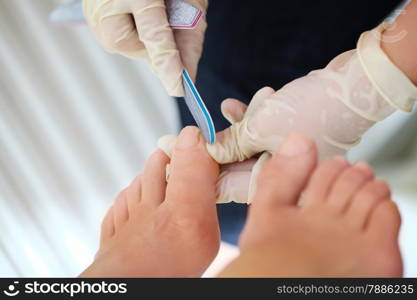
83,0,208,96
160,24,417,204
207,24,416,165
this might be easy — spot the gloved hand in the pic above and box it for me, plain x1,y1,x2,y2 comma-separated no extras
83,0,208,96
209,25,417,166
160,24,417,204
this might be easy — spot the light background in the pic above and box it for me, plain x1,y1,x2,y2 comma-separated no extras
0,0,416,277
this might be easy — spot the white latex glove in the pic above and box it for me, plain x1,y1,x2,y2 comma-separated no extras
83,0,208,96
160,24,417,204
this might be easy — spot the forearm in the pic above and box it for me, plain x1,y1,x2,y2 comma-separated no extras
382,0,417,85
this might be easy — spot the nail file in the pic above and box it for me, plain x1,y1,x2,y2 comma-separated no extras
182,69,216,144
168,1,216,143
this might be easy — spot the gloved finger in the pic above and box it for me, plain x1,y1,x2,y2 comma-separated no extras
220,158,257,172
205,121,252,164
206,87,276,164
131,0,183,96
245,86,275,117
217,155,271,204
158,134,177,158
221,98,248,124
220,87,274,123
216,158,257,203
98,14,147,57
159,132,257,204
217,170,251,204
173,0,208,82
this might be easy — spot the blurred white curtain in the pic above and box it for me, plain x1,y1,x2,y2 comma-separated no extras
0,0,179,276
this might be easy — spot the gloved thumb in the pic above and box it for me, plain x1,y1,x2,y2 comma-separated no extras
206,87,275,164
216,158,256,204
221,98,248,124
158,134,177,158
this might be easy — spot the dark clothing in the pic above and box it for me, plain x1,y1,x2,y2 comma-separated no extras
177,0,400,244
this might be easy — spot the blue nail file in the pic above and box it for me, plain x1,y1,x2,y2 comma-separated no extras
182,69,216,144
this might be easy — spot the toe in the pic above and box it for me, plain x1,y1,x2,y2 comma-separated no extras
302,157,350,208
367,200,401,245
327,161,374,213
366,200,403,276
100,205,115,246
252,133,317,210
142,149,170,207
347,179,391,230
126,175,143,212
165,126,219,215
113,188,129,230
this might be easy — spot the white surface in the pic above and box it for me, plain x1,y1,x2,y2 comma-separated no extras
203,242,239,277
397,192,417,277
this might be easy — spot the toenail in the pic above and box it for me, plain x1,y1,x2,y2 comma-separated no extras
354,161,372,173
176,126,200,149
278,133,312,157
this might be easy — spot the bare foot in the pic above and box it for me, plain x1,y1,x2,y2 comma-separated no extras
81,127,220,277
220,133,402,277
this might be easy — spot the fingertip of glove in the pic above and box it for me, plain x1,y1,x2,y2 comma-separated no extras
167,80,185,97
247,152,272,205
157,134,177,158
220,108,235,125
253,86,275,100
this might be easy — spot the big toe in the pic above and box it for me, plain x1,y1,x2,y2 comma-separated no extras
166,126,219,213
252,133,317,211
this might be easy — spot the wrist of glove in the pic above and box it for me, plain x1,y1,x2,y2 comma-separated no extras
158,24,417,204
358,23,417,113
83,0,208,97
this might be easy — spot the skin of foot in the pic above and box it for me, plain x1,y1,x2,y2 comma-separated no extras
80,126,220,277
219,133,403,277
